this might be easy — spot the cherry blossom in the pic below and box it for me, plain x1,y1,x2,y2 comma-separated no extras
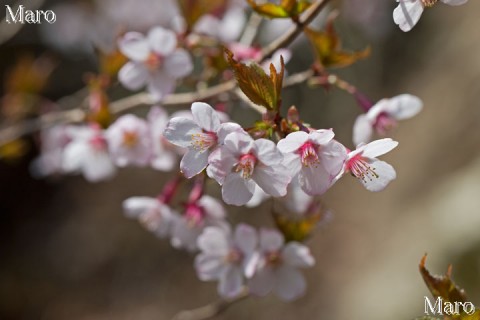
393,0,468,32
118,26,193,101
31,125,71,178
170,195,228,252
106,114,151,167
195,224,258,298
163,102,242,179
248,228,315,301
353,94,423,146
193,4,246,43
147,106,177,171
207,131,291,206
61,125,116,182
339,138,399,192
123,196,176,238
277,129,347,196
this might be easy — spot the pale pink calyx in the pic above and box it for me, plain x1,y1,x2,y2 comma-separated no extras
236,153,257,179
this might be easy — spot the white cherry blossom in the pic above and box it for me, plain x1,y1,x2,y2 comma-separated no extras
123,196,176,238
248,228,315,301
195,224,258,298
207,131,291,206
147,106,177,171
163,102,242,179
353,94,423,146
62,126,116,182
106,114,151,167
277,129,347,196
118,26,193,101
394,0,468,32
340,138,399,192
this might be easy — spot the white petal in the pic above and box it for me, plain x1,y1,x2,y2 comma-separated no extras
206,146,237,185
198,195,226,220
193,15,220,38
384,94,423,120
248,268,275,297
147,26,177,56
273,266,307,301
151,151,176,171
309,129,335,145
393,1,424,32
147,71,175,102
195,253,225,281
282,152,302,177
197,226,230,255
164,49,193,79
299,165,332,196
259,228,284,252
441,0,468,5
180,149,209,178
234,224,257,255
353,114,374,146
361,138,399,158
217,123,243,144
82,150,116,182
282,243,315,268
122,197,158,219
191,102,221,132
118,32,150,61
118,62,148,90
218,7,246,42
252,165,290,197
253,139,283,166
318,140,347,177
277,131,309,153
359,159,397,192
163,117,201,148
218,266,244,298
224,131,254,155
62,142,86,173
222,173,255,206
245,185,270,208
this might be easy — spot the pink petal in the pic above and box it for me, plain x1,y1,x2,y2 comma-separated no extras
282,243,315,268
118,32,150,61
361,138,398,158
206,146,237,185
222,173,255,206
147,71,175,101
164,49,193,79
384,94,423,120
252,165,290,197
234,224,257,255
147,26,177,56
318,140,347,177
273,266,306,301
259,228,284,252
299,165,332,196
253,139,283,166
218,266,244,298
180,149,209,178
224,131,254,156
358,159,397,192
198,195,226,220
217,123,243,144
197,226,230,255
118,62,148,90
163,117,201,148
308,129,335,145
195,253,225,281
277,131,309,153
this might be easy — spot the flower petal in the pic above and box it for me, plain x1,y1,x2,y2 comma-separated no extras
253,139,283,166
164,49,194,79
277,131,309,153
147,26,177,56
318,140,347,177
248,268,275,297
361,138,398,158
441,0,468,6
122,197,158,219
224,131,254,156
163,117,201,148
309,129,335,145
147,71,175,102
252,165,290,197
217,123,243,144
206,146,237,185
384,94,423,120
118,32,150,61
353,114,374,146
198,195,226,220
234,224,257,255
222,173,255,206
197,226,230,255
191,102,221,132
218,266,244,298
195,253,225,281
273,266,307,301
393,0,424,32
180,149,209,178
259,228,284,252
282,243,315,268
118,62,148,90
358,159,397,192
298,164,332,196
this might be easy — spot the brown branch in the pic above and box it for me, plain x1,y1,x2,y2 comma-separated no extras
171,290,249,320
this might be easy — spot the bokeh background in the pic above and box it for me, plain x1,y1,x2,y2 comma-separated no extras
1,0,479,319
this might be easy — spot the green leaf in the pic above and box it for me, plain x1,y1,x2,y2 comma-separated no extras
247,0,311,19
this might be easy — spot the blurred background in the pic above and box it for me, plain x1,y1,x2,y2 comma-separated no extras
1,0,479,319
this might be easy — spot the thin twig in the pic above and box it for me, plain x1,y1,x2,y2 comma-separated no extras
260,0,331,60
171,290,249,320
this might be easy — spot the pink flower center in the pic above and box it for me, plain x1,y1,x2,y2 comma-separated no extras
299,142,319,167
346,153,379,182
190,132,217,151
89,134,107,151
236,154,257,179
225,248,243,264
185,203,205,227
122,130,139,147
139,208,162,232
145,53,164,70
265,251,282,267
374,113,397,136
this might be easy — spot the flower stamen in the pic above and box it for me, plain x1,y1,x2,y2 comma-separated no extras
235,154,257,179
347,154,379,182
299,142,319,167
190,132,217,151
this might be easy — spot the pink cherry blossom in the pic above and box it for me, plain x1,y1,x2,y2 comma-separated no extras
61,125,116,182
31,125,71,178
195,224,258,298
248,228,315,301
118,26,193,101
353,94,423,146
106,114,152,167
339,138,399,192
163,102,242,179
170,195,228,252
277,129,347,196
394,0,468,32
123,196,176,238
147,106,177,171
207,131,291,206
